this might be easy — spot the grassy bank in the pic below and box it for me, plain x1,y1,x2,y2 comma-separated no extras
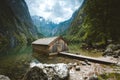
98,73,120,80
68,43,103,57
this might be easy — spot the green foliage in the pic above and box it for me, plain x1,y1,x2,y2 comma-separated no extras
68,43,102,57
0,0,38,49
65,0,120,45
98,73,120,80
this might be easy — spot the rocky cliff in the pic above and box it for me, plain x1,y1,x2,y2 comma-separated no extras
0,0,38,49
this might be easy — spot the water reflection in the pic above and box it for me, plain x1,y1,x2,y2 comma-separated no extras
0,45,79,80
33,52,79,64
0,45,33,80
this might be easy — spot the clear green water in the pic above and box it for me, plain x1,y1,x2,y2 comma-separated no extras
0,45,33,80
0,45,78,80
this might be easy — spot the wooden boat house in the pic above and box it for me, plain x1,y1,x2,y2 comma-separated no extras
32,36,68,55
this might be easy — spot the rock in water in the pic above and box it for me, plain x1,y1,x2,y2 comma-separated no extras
0,75,10,80
23,62,69,80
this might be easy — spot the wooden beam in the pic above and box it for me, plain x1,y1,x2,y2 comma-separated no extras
59,52,117,65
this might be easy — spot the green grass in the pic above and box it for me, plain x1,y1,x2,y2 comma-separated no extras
98,73,120,80
68,43,102,57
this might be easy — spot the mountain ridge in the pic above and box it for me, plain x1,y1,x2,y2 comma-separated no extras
0,0,38,49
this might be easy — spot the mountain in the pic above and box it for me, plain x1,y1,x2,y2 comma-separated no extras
53,9,78,36
65,0,120,46
0,0,38,49
32,16,57,37
32,10,78,37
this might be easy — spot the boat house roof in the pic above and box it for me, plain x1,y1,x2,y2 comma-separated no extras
32,36,60,46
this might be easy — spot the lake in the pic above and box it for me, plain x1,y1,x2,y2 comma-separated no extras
0,45,78,80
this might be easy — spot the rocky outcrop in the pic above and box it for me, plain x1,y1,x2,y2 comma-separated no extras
0,75,10,80
0,0,38,50
23,62,69,80
103,44,120,58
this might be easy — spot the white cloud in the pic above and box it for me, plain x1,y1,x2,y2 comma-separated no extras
25,0,84,23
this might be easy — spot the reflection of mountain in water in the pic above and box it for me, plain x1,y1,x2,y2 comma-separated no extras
0,45,32,80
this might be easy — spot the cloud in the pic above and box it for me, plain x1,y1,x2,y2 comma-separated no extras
25,0,84,23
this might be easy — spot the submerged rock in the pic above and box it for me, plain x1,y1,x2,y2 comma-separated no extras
0,75,10,80
23,62,69,80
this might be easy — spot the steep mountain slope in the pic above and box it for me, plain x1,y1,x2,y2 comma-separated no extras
0,0,38,49
66,0,120,45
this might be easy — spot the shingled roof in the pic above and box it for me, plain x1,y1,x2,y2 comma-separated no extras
32,36,60,45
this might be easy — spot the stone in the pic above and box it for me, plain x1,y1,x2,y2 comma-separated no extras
105,48,113,54
23,62,69,80
53,63,69,79
84,77,88,80
107,44,117,51
23,66,48,80
104,44,120,56
84,59,91,65
0,75,10,80
52,75,61,80
81,62,87,65
89,74,98,80
114,49,120,56
75,66,80,71
103,47,113,56
113,55,119,58
116,44,120,49
104,44,120,57
73,62,78,67
68,63,73,69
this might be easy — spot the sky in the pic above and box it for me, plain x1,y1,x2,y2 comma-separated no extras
25,0,84,24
